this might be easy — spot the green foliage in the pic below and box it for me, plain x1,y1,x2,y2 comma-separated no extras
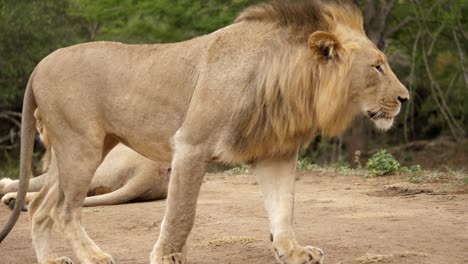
365,150,401,176
67,0,261,43
297,150,424,178
0,0,84,106
399,164,422,174
297,158,360,175
298,149,466,188
406,175,423,184
297,159,320,171
365,150,422,177
333,164,357,175
0,152,20,180
389,0,468,140
225,166,251,175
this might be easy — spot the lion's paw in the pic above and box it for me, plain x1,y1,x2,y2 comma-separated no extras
1,192,29,211
43,256,74,264
154,252,187,264
1,192,16,206
275,246,324,264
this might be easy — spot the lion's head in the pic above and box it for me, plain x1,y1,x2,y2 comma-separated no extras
345,36,410,131
228,0,409,162
303,1,410,134
308,37,409,134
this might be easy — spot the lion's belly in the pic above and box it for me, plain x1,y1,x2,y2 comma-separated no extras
104,95,183,162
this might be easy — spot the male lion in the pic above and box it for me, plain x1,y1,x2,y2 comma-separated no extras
0,1,409,264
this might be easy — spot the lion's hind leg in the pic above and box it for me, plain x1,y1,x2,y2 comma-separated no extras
29,183,73,264
51,135,116,264
29,132,116,264
28,154,73,264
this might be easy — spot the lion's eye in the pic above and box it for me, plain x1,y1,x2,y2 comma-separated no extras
374,64,384,74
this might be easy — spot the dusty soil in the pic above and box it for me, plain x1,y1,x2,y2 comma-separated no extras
0,172,467,264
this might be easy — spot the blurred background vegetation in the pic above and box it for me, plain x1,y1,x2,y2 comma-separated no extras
0,0,467,175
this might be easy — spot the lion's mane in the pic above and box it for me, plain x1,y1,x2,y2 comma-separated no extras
227,0,365,162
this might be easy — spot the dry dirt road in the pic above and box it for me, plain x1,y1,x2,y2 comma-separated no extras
1,172,467,264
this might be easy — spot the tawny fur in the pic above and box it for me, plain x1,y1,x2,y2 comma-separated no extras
0,1,409,264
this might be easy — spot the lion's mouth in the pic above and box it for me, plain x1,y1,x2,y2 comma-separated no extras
366,110,396,130
366,110,393,120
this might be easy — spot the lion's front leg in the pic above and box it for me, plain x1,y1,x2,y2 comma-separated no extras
255,151,324,264
150,139,208,264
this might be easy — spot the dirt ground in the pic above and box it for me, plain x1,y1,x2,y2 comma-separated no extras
0,172,467,264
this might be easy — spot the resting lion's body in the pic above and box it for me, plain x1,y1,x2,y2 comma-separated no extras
0,143,170,208
0,1,409,264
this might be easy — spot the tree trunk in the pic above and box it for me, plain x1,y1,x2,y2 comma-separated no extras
364,0,396,50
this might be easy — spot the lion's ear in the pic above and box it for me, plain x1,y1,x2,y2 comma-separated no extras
308,31,342,62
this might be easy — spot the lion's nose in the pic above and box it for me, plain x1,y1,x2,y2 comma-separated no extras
397,96,408,104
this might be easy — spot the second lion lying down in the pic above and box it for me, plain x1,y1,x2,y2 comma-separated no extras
0,144,170,209
0,111,170,209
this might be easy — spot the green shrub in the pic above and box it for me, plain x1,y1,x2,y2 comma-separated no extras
406,175,423,183
335,164,357,175
297,159,320,171
225,166,251,175
365,150,401,176
399,165,422,173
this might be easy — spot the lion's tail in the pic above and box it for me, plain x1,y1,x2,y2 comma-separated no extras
0,69,37,242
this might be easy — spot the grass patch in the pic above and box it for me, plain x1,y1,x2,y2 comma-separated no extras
297,160,365,176
402,167,467,186
297,158,321,171
225,166,252,175
225,149,466,188
406,175,423,184
298,150,417,177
